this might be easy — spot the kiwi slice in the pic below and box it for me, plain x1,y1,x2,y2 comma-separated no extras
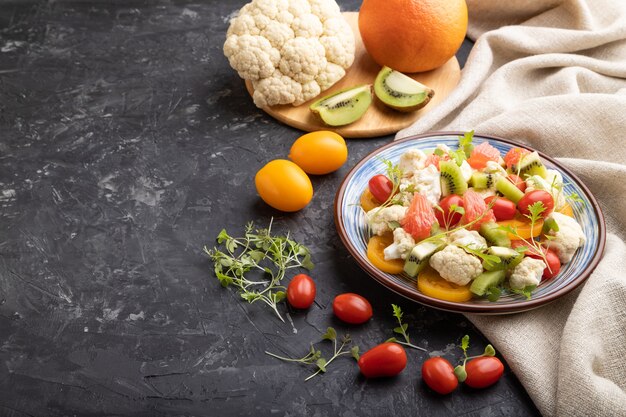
404,241,445,277
440,160,468,196
309,85,373,126
495,176,524,203
374,66,435,112
470,172,498,189
483,246,523,271
479,221,511,247
514,151,548,179
470,270,506,296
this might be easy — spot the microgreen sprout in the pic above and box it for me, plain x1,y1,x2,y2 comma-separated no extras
453,335,496,382
205,219,314,322
461,245,501,269
459,130,475,158
265,327,359,381
385,304,426,351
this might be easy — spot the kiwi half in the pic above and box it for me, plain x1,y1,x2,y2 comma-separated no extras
374,66,435,112
513,151,548,179
309,85,373,126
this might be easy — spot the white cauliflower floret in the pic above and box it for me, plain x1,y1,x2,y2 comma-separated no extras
544,212,586,263
224,0,355,108
429,245,483,286
509,257,545,290
398,165,441,207
449,229,488,251
398,149,427,176
460,160,474,183
383,227,416,260
484,160,508,177
525,170,566,210
366,205,408,236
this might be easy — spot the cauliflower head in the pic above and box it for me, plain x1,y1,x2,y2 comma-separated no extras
429,245,483,286
449,229,487,251
224,0,355,108
398,165,441,207
383,227,415,260
366,205,408,236
398,149,427,176
509,257,545,290
544,212,586,263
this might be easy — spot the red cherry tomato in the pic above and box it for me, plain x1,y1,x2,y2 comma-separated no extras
464,356,504,389
517,190,554,218
332,293,373,324
435,194,464,228
485,196,517,221
513,242,561,280
421,357,458,394
507,174,526,192
368,174,394,203
358,342,407,378
286,274,316,309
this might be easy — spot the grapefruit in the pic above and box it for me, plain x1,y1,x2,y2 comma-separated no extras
467,142,501,170
358,0,468,73
401,193,438,241
461,189,495,230
503,147,531,170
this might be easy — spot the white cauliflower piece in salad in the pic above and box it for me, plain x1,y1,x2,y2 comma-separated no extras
460,160,474,183
484,160,508,177
398,149,427,176
223,0,355,108
398,165,441,207
525,169,566,210
429,245,483,286
544,212,586,263
449,229,488,251
383,227,415,260
366,205,408,236
509,257,545,290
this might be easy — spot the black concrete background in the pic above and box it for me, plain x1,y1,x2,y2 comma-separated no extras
0,1,541,416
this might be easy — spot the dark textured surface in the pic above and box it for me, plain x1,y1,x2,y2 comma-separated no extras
0,1,541,416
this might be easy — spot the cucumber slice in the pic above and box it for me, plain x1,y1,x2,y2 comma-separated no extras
479,222,511,248
483,246,524,271
496,176,524,204
470,270,506,296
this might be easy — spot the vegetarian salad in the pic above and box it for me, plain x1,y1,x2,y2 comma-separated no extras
361,132,586,302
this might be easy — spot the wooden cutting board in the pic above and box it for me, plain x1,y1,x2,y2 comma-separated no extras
245,12,461,138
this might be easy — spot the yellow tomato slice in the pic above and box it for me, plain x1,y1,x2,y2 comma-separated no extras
417,266,473,302
497,217,544,240
367,233,404,274
558,203,574,217
360,189,381,212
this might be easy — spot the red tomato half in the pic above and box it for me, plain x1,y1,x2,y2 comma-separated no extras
507,174,526,192
358,342,407,378
435,194,464,228
286,274,316,309
368,175,393,203
421,357,458,394
485,196,517,221
517,190,554,218
464,356,504,389
332,293,373,324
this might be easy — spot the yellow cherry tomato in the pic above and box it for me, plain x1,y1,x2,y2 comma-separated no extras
367,233,404,274
360,189,381,212
255,159,313,212
417,266,473,302
288,131,348,175
497,217,544,240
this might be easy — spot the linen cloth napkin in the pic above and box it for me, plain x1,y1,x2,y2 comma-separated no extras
396,0,626,415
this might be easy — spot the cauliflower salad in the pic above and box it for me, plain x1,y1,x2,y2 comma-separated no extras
362,133,586,302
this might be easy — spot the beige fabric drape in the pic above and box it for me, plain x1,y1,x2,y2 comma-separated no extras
396,0,626,415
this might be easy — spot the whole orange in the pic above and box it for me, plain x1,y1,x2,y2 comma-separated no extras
358,0,468,73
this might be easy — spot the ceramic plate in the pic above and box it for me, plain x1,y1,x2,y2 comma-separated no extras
334,131,606,314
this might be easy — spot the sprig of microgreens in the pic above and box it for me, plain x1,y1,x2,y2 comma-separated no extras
461,245,501,269
453,335,496,382
510,285,537,300
265,327,359,381
459,130,475,158
378,158,403,210
205,219,314,322
433,204,465,230
568,192,585,204
497,201,553,287
385,304,426,351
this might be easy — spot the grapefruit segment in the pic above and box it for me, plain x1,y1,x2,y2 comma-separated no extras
461,189,495,230
401,193,438,241
467,142,501,170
